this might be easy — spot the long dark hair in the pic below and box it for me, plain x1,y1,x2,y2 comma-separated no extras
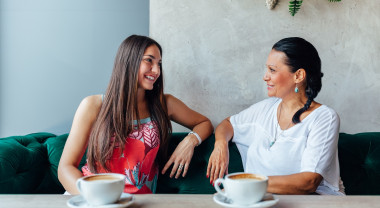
272,37,323,124
87,35,172,173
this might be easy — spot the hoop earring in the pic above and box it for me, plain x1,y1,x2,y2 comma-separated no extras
295,85,299,93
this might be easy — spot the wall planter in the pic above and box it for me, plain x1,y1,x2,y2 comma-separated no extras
266,0,342,16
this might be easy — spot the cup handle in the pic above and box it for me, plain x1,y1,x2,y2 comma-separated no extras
214,178,227,198
76,178,82,193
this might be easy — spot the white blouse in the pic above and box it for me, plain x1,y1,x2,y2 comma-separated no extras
230,97,345,195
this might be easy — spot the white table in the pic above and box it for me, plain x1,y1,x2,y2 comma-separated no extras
1,194,380,208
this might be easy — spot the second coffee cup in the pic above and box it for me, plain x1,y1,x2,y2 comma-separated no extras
214,172,268,206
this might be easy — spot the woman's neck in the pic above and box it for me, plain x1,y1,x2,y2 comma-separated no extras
280,94,308,113
136,88,149,119
137,88,146,104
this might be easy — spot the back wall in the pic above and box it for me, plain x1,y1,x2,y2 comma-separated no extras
150,0,380,134
0,0,149,137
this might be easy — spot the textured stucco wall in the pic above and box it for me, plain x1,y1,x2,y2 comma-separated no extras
150,0,380,134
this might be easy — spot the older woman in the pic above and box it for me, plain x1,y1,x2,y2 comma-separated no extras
207,37,344,195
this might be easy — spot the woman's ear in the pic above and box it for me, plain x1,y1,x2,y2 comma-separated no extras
294,68,306,83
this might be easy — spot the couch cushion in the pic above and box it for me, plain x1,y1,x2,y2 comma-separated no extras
0,133,86,194
338,132,380,195
37,133,87,193
0,133,57,193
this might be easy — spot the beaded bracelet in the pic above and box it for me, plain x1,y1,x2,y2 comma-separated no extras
188,131,202,146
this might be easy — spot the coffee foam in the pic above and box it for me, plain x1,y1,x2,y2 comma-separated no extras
84,175,121,182
229,173,264,180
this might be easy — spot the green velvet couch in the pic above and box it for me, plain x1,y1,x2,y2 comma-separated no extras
0,132,379,195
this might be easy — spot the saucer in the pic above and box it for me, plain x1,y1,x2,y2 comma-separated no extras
213,193,279,208
67,193,135,208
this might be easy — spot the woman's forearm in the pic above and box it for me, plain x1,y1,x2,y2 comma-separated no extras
214,118,234,146
191,119,214,143
207,118,234,183
267,172,323,194
58,165,84,195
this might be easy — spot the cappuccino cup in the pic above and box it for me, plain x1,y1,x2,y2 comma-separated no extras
76,173,126,206
214,172,268,205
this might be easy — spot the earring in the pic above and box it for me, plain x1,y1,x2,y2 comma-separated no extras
295,85,299,93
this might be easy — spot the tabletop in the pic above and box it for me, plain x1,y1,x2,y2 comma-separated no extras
1,194,380,208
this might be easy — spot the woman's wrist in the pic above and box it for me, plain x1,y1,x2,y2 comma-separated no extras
214,138,228,148
186,133,200,147
188,131,202,146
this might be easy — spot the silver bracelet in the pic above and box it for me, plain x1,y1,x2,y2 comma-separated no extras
188,131,202,146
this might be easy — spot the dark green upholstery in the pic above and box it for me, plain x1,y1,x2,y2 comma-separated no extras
156,133,243,193
0,133,86,194
338,132,380,195
0,132,379,195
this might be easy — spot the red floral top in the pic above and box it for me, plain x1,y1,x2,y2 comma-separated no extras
82,117,160,194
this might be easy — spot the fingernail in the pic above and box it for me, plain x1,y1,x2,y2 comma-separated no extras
206,175,209,178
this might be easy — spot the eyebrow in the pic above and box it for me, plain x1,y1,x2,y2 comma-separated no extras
143,55,162,61
266,64,278,68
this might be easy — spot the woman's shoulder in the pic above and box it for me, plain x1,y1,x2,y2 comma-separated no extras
77,95,103,114
308,104,340,127
164,93,175,102
231,97,279,124
164,93,185,107
163,94,176,116
314,104,339,119
82,94,103,106
69,95,103,135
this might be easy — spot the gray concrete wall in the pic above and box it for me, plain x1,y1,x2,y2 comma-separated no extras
150,0,380,134
0,0,149,137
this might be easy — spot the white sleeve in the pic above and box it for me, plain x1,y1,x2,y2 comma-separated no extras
300,107,341,189
230,98,278,147
230,104,257,147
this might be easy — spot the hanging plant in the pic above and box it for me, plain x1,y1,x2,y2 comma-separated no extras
288,0,342,16
289,0,303,16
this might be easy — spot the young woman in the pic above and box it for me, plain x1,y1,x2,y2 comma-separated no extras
58,35,213,194
207,37,345,195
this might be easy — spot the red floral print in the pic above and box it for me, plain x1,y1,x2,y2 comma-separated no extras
82,118,160,194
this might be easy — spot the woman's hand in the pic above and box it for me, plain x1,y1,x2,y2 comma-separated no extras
161,135,198,179
207,140,229,184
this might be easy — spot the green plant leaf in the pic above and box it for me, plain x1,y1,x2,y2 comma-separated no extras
289,0,303,16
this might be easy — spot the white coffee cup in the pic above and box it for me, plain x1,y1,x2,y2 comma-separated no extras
76,173,126,206
214,172,268,205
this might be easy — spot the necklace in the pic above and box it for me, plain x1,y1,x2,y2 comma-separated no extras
269,102,292,148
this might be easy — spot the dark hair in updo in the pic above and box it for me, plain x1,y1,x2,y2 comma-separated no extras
272,37,324,124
